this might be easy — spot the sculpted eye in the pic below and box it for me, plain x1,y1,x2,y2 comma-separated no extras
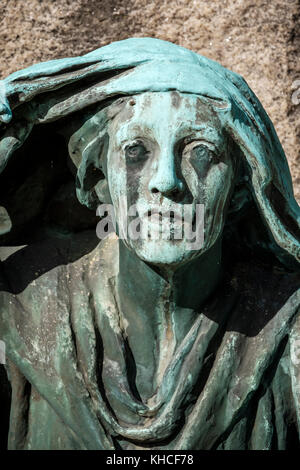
192,144,218,163
183,141,219,164
125,142,149,161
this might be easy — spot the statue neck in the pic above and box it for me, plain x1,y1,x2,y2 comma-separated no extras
116,238,223,331
115,238,223,394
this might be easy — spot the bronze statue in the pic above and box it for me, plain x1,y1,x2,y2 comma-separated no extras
0,38,299,450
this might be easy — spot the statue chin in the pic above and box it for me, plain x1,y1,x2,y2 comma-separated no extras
123,237,206,268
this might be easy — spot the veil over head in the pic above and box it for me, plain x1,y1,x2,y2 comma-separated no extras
0,37,299,265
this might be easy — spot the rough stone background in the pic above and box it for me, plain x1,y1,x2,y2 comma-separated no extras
0,0,299,201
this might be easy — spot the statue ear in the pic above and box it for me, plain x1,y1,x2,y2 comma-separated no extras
76,166,111,208
80,164,104,192
76,131,111,207
94,178,111,204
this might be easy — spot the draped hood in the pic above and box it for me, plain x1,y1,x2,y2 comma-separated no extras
0,37,299,265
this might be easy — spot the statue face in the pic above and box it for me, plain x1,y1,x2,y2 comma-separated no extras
105,91,235,267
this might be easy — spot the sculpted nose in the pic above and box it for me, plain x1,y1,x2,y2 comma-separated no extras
148,154,184,197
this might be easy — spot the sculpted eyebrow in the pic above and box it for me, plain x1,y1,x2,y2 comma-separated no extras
177,126,223,146
116,125,150,143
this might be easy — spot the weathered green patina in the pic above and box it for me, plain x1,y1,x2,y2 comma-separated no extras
0,38,299,450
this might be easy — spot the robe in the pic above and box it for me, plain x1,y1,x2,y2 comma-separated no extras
0,231,299,450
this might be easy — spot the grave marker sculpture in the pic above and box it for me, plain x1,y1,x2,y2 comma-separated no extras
0,38,299,450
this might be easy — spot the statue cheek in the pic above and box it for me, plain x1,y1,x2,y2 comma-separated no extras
205,163,233,194
204,166,234,231
185,154,218,204
125,160,148,206
189,154,211,181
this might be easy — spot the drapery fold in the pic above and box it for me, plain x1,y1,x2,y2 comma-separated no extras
1,233,299,449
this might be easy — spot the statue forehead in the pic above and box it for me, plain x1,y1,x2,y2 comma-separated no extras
110,91,222,144
117,91,218,121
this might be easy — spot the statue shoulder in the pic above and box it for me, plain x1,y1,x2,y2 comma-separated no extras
0,231,117,328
